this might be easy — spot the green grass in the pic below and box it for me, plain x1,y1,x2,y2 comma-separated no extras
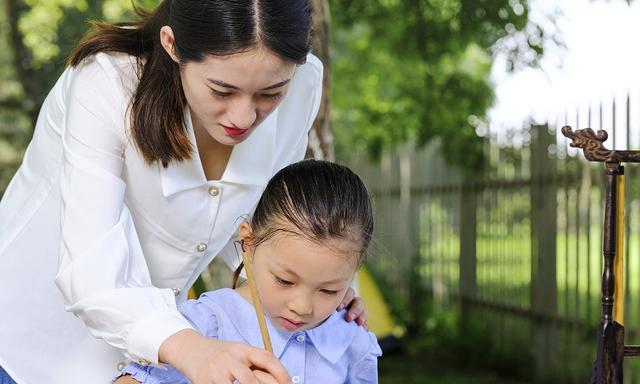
379,332,530,384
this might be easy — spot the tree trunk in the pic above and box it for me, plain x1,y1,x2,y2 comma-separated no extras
306,0,334,161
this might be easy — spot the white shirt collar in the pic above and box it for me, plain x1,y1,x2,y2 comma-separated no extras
160,107,277,197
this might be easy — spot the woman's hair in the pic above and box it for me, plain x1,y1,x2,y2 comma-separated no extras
233,160,374,287
67,0,312,166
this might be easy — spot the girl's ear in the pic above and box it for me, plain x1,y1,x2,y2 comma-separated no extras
239,222,255,262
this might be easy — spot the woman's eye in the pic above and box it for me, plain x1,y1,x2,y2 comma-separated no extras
211,89,232,98
275,277,293,286
262,92,283,101
320,289,339,296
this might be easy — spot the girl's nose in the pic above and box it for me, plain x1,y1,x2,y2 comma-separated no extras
227,96,257,130
288,293,313,316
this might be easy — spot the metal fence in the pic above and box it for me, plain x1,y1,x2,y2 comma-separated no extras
344,94,640,382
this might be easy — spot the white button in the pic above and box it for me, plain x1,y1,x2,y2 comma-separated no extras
172,288,181,297
116,360,126,371
196,242,207,252
208,186,220,197
292,375,301,383
296,333,305,343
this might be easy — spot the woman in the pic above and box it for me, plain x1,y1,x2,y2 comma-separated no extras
0,1,365,383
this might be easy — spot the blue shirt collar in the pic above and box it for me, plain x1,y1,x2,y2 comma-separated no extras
211,289,356,364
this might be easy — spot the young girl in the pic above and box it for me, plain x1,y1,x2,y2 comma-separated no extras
114,159,381,383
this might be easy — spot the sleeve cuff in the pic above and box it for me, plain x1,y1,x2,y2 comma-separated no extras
126,293,195,364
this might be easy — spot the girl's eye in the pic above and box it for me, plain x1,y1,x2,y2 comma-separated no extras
275,277,293,286
320,289,339,296
211,89,232,99
262,92,283,101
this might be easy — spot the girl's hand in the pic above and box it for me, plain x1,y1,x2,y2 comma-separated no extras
338,287,368,329
159,329,290,384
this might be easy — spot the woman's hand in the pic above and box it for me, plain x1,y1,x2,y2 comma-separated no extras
338,287,368,329
159,329,290,384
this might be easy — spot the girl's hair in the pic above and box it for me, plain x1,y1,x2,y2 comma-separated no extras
233,160,374,287
67,0,312,166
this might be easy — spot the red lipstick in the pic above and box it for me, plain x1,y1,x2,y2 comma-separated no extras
222,124,248,137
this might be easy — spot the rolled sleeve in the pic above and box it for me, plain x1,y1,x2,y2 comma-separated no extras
127,307,194,363
179,295,221,338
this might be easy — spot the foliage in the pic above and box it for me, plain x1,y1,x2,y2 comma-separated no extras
0,0,160,191
330,0,558,171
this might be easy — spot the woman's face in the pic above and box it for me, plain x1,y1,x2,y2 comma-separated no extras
161,27,297,146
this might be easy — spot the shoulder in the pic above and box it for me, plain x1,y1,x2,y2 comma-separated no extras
70,52,140,99
180,289,235,313
309,310,381,364
179,289,259,341
301,53,324,80
289,53,323,91
344,324,382,363
179,288,244,321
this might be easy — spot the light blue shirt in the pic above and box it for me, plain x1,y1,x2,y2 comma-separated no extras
118,288,381,383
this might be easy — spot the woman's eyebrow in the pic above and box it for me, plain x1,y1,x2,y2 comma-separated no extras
208,79,239,89
260,79,291,90
207,78,291,91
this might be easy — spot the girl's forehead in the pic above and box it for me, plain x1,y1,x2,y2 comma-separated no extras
263,233,360,282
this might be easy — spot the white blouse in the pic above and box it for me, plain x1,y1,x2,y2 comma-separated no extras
0,52,322,383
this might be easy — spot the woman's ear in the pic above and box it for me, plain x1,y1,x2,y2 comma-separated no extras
239,222,255,262
159,26,180,63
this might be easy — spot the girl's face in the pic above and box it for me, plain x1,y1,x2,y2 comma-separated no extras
161,27,296,146
242,226,360,333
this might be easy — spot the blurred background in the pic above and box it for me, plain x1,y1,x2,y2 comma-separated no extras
3,0,640,382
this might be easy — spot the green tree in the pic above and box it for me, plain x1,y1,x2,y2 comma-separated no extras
330,0,558,171
0,0,158,191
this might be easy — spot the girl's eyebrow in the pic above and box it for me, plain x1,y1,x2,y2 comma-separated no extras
207,79,291,91
273,262,350,285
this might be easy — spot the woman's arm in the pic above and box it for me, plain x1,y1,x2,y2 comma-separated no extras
159,329,290,384
116,295,291,384
53,54,193,364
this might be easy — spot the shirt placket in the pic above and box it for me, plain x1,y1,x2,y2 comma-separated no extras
289,332,307,384
195,181,223,257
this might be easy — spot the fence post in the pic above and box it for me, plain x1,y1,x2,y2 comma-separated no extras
459,182,477,331
530,123,558,378
399,144,426,335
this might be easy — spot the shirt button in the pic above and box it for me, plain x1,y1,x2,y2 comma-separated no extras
172,288,181,297
196,242,208,252
116,360,126,371
295,333,305,343
292,375,301,383
208,186,220,197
